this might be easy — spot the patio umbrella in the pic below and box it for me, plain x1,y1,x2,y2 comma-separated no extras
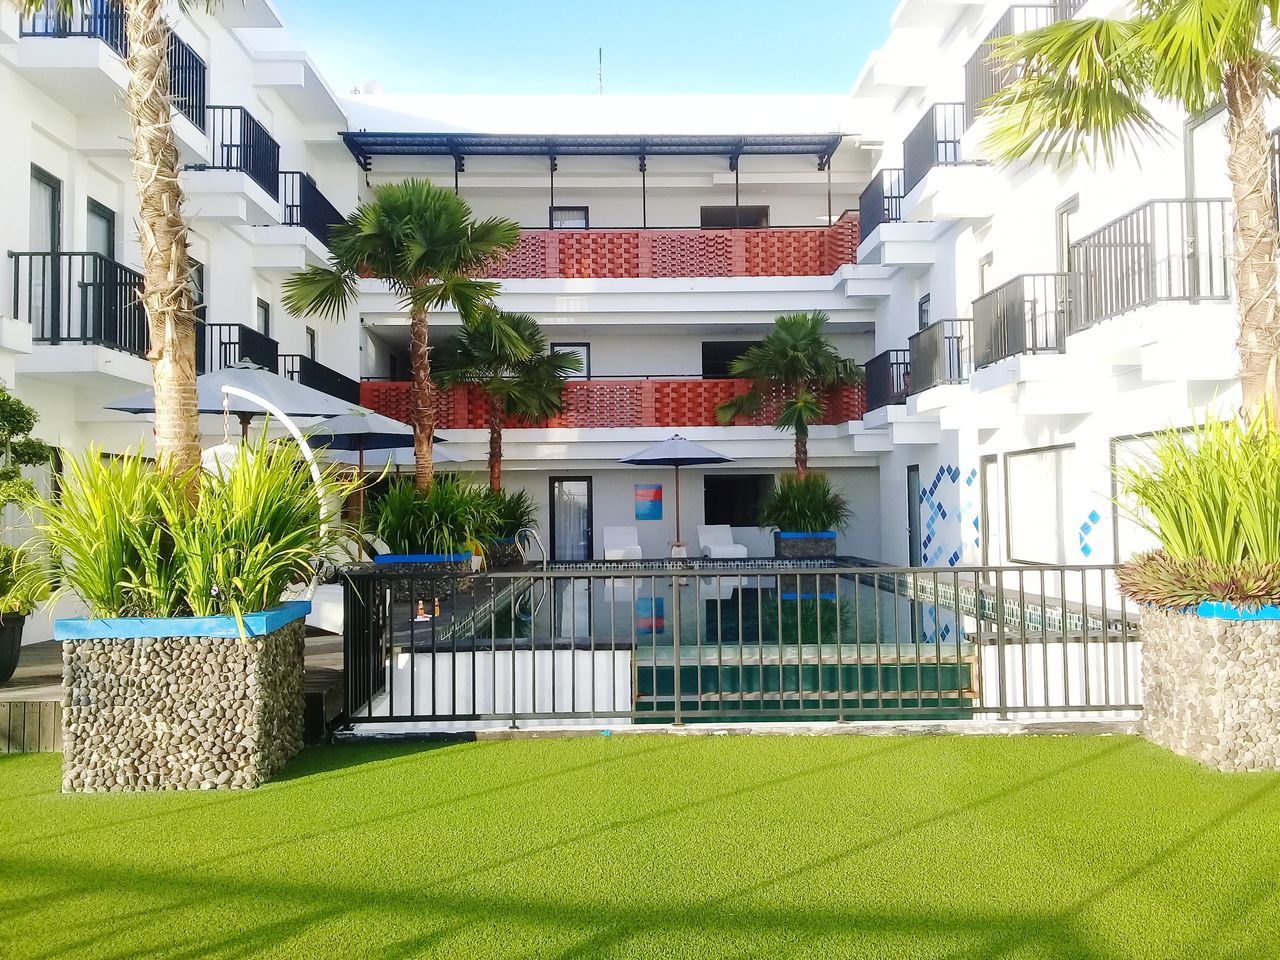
308,412,448,516
106,363,360,439
620,434,732,545
323,443,462,471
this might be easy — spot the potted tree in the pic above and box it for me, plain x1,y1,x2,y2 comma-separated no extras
371,474,497,571
758,473,849,560
485,488,538,569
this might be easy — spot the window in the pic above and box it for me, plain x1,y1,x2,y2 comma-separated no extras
704,474,774,528
700,205,769,229
1110,428,1195,563
979,454,1003,570
256,299,270,338
550,342,589,379
1055,195,1080,273
86,200,115,258
701,341,758,379
978,253,994,296
549,206,588,229
1004,445,1072,564
189,259,206,321
29,166,60,252
306,326,317,360
917,294,931,331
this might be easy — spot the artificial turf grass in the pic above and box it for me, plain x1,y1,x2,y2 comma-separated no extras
0,735,1277,959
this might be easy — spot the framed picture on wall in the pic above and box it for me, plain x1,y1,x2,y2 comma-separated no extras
634,484,663,521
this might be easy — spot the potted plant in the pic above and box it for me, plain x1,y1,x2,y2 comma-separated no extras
371,474,498,571
0,546,49,684
40,440,355,792
1116,413,1280,771
758,473,849,560
486,487,538,568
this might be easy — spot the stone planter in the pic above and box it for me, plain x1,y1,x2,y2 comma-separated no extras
773,531,838,560
0,613,26,684
1141,604,1280,772
373,553,475,597
58,601,309,792
487,538,524,569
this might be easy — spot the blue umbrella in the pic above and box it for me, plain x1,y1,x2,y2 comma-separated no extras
620,434,732,543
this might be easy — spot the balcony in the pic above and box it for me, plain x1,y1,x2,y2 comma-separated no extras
865,349,911,412
858,168,905,238
973,273,1075,368
909,319,973,394
360,378,867,430
183,106,280,220
964,4,1062,129
10,251,147,358
1069,198,1231,333
482,212,859,280
280,172,344,247
20,0,125,56
903,104,969,194
281,354,360,404
196,322,278,374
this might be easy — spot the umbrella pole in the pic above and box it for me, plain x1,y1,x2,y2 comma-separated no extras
238,413,252,443
673,464,681,545
357,445,365,521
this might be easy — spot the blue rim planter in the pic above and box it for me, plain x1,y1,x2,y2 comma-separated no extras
1140,603,1280,772
773,530,838,560
57,601,310,793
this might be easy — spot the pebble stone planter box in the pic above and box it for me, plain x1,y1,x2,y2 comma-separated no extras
1141,603,1280,772
487,537,524,569
773,531,838,560
57,601,309,793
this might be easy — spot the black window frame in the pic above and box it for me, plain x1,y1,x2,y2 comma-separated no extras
86,198,116,258
917,294,931,331
549,206,589,229
256,298,271,338
30,164,62,254
550,341,590,379
700,204,770,229
701,340,759,379
703,473,775,528
306,326,317,360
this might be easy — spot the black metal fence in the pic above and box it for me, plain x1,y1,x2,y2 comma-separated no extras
963,4,1062,128
280,172,344,247
203,106,281,199
281,353,361,403
909,318,972,393
195,322,279,374
973,272,1074,368
903,103,967,193
20,0,127,56
1069,198,1232,332
858,168,906,237
865,349,911,411
341,562,1142,728
169,33,207,132
10,251,147,357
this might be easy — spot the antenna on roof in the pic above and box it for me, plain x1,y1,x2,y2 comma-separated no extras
597,47,603,95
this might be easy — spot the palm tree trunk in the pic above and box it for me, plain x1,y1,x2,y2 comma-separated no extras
795,428,809,478
125,0,200,476
1224,59,1280,419
487,392,503,491
409,306,435,491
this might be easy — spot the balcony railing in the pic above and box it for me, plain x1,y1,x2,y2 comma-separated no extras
865,349,911,411
196,322,279,374
909,319,973,393
280,172,344,247
10,251,147,358
281,354,360,404
903,103,969,194
1069,198,1232,333
858,169,906,237
481,212,859,279
19,3,208,130
964,4,1062,128
973,273,1075,368
360,379,868,430
201,106,281,199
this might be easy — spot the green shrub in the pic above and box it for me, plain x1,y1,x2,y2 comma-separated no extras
373,475,498,556
757,473,849,533
1118,413,1280,608
487,488,538,541
38,439,357,620
0,545,49,617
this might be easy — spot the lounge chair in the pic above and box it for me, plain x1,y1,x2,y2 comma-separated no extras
603,526,643,561
698,525,748,559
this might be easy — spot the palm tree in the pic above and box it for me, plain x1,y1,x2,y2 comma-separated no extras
980,5,1280,416
715,311,862,476
283,179,520,490
433,308,582,490
12,0,210,474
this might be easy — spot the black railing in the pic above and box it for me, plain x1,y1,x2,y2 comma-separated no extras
280,172,344,247
858,168,906,237
281,354,360,404
342,562,1141,728
909,318,973,393
10,251,147,358
195,322,279,374
964,4,1062,128
201,106,281,199
903,103,968,193
865,348,911,411
168,33,207,132
973,272,1075,368
1069,198,1232,333
19,0,126,57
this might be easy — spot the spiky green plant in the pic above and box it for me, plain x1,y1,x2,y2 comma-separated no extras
487,487,538,541
373,475,499,556
757,473,850,533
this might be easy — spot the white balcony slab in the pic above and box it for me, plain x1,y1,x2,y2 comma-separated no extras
900,163,999,222
181,169,282,225
18,343,151,387
249,225,330,273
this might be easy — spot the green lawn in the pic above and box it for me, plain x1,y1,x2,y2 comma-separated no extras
1,735,1278,959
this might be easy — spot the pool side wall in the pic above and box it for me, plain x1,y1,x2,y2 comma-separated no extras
60,608,307,792
1141,607,1280,772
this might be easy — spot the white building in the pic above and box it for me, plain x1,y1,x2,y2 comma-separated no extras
0,0,1246,574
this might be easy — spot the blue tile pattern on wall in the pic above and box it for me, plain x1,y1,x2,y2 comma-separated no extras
1078,509,1102,558
918,464,975,567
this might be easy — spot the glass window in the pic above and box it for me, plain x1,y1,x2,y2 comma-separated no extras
306,326,317,360
917,294,931,331
550,206,589,229
700,205,770,229
30,166,60,252
701,341,757,379
86,201,115,258
704,474,774,527
550,342,589,379
978,254,994,296
1005,445,1072,564
256,299,270,338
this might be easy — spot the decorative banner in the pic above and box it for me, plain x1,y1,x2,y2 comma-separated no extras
636,596,665,635
634,483,663,521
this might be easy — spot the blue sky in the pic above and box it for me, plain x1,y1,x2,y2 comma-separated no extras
272,0,900,96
